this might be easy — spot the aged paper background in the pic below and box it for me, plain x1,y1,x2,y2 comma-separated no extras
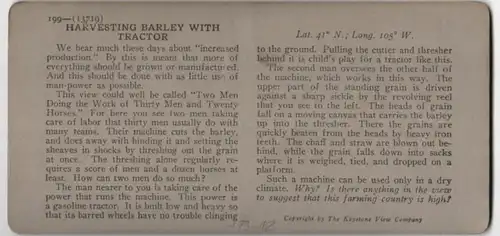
8,1,490,234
